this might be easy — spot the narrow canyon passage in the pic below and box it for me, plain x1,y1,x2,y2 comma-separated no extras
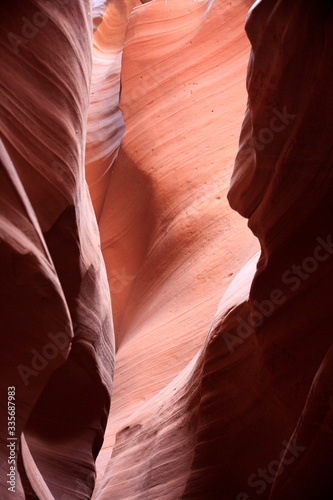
0,1,332,499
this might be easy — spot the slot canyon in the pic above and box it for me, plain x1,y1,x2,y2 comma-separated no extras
0,0,332,499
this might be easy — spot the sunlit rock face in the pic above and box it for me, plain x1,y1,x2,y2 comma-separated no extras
91,0,258,493
1,0,332,499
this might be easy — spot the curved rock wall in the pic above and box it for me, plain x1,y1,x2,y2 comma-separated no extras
0,1,114,498
94,0,333,498
0,0,332,499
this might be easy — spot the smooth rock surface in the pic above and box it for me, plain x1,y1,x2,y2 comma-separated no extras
0,2,114,498
1,0,332,499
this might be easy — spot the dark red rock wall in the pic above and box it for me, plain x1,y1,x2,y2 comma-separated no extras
0,1,114,498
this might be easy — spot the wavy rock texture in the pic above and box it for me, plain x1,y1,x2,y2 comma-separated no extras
93,0,333,499
93,0,259,492
86,0,140,219
0,1,114,499
1,0,332,499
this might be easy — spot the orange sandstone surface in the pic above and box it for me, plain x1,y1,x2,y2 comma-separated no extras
0,0,332,499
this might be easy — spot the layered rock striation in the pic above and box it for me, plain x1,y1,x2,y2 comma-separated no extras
0,0,332,499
